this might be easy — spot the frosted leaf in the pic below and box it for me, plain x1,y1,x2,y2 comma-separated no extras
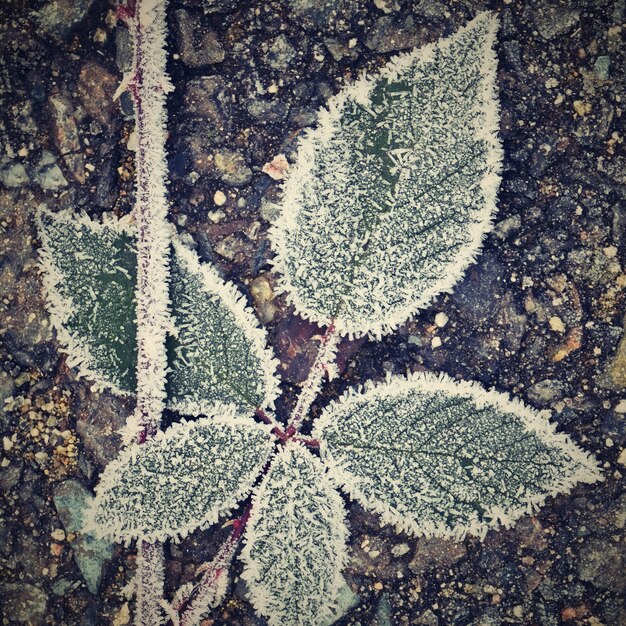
167,240,280,415
314,372,602,540
85,409,274,542
240,444,349,626
36,209,137,393
271,13,503,338
37,210,278,412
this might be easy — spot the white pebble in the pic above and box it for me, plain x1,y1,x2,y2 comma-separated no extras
213,190,227,206
434,312,448,328
549,316,565,333
431,336,442,349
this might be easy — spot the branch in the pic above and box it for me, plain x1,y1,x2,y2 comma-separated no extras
286,323,340,435
122,0,173,624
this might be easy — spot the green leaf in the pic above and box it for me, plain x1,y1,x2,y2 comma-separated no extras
314,372,602,539
167,240,280,415
240,443,349,626
37,210,279,412
270,13,502,338
85,409,274,542
37,209,137,393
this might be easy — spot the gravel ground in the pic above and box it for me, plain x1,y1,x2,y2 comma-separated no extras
1,0,625,625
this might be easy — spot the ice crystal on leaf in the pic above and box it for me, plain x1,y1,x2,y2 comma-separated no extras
271,12,502,338
86,410,274,543
36,210,278,413
314,372,603,540
37,209,137,394
240,444,349,626
167,240,280,415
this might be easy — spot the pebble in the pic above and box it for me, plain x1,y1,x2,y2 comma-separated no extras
365,15,419,53
36,0,95,41
434,312,448,328
34,150,67,190
213,149,253,186
549,316,566,333
53,480,114,594
264,34,296,71
250,274,277,324
213,190,227,206
0,583,48,623
0,158,29,187
391,543,410,558
527,379,568,404
77,61,119,128
173,9,225,67
529,1,580,40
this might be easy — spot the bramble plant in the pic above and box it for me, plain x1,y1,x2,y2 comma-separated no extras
37,7,602,626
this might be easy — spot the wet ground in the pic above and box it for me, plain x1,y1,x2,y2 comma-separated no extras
0,0,625,624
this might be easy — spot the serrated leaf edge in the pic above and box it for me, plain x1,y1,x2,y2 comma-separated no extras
240,443,350,626
36,207,137,396
269,11,503,339
314,371,603,541
169,237,281,414
84,407,275,544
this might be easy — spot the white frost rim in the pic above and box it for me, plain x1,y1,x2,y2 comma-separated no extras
313,371,603,541
169,236,281,414
84,408,275,544
269,11,503,339
239,442,350,626
35,207,136,396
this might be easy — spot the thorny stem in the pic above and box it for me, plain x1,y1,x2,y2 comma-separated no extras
175,506,252,626
120,0,172,624
286,323,340,435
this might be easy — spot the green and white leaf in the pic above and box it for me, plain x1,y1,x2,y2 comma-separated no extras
85,408,274,542
314,372,602,540
240,443,349,626
270,12,502,338
167,239,280,416
36,210,279,413
36,209,137,394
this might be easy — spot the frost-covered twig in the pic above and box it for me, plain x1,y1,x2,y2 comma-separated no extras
120,0,173,623
174,508,251,626
287,323,340,435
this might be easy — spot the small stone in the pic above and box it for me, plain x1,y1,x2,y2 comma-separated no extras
173,10,225,67
34,150,67,190
214,149,253,186
529,1,579,40
513,605,523,618
374,0,400,13
618,448,626,466
434,312,448,328
113,602,131,626
0,158,29,187
250,274,277,324
391,543,410,558
527,379,567,404
264,34,296,71
53,480,114,593
0,583,47,623
373,581,384,590
77,61,119,128
36,0,95,41
365,15,419,53
594,56,610,80
431,336,442,349
213,190,227,206
262,154,289,181
324,38,359,62
549,316,566,333
614,400,626,414
573,100,591,117
51,528,65,541
319,576,360,626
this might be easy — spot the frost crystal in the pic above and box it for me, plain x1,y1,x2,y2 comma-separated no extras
167,240,280,415
37,210,278,414
240,444,349,626
314,372,602,539
271,12,502,338
86,410,274,542
37,209,137,393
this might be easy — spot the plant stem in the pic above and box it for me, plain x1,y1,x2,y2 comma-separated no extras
176,507,252,626
287,323,340,435
121,0,173,624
